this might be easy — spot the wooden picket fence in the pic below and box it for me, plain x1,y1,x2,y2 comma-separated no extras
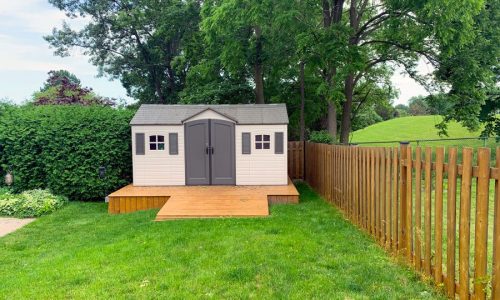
288,141,304,180
289,142,500,299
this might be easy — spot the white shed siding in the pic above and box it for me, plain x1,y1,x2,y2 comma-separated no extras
235,125,288,185
132,125,185,186
184,109,235,123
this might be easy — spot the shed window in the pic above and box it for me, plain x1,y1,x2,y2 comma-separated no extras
255,134,270,150
149,135,165,150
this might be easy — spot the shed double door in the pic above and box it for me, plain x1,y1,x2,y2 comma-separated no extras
185,119,235,185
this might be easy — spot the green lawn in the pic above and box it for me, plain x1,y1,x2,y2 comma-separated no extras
0,183,442,299
351,116,497,158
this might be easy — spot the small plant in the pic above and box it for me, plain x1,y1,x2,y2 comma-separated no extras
308,130,335,144
0,189,68,218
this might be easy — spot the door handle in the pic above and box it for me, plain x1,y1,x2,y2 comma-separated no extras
211,147,214,154
205,146,209,154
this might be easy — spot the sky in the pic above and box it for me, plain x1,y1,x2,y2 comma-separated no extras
0,0,429,105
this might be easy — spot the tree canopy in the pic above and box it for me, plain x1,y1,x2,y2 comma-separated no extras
45,0,499,141
32,70,114,106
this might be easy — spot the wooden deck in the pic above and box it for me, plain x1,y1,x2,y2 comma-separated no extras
108,178,299,220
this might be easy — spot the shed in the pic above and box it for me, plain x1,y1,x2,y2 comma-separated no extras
130,104,289,186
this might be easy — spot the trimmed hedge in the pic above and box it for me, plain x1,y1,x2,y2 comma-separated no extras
0,105,135,200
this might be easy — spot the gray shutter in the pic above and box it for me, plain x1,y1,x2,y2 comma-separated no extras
169,133,178,155
275,132,284,154
135,133,145,155
242,132,251,154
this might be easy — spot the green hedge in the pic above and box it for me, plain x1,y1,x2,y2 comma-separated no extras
0,105,135,200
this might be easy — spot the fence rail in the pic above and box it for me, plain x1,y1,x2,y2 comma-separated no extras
288,141,500,299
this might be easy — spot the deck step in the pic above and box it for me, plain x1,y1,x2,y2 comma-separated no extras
155,194,269,221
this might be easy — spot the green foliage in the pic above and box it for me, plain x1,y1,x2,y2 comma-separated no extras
434,0,499,135
351,109,383,131
40,70,81,90
44,0,498,142
408,96,430,116
0,189,68,218
32,70,114,106
45,0,201,103
308,130,335,144
0,105,134,200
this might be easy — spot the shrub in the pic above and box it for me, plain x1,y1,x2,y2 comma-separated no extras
0,189,68,218
0,105,135,200
308,130,335,144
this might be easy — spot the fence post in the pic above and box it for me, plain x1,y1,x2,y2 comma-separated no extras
302,140,306,180
399,142,409,255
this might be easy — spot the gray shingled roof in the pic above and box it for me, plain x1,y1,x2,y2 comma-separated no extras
130,104,289,125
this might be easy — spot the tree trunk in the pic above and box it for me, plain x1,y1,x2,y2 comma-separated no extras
340,74,354,144
166,65,176,101
322,0,345,139
299,61,306,141
327,101,337,139
254,26,265,104
154,71,165,103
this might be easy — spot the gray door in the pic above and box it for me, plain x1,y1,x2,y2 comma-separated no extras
184,119,235,185
210,119,235,185
185,119,210,185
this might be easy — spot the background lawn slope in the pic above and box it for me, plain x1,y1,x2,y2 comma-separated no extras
0,183,442,299
351,115,496,149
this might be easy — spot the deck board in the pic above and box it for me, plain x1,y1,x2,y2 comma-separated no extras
156,194,269,220
108,178,299,219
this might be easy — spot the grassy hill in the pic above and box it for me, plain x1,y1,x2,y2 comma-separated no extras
350,115,497,149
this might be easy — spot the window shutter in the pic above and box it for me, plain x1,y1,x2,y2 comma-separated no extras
275,132,284,154
242,132,251,154
169,133,178,155
136,133,145,155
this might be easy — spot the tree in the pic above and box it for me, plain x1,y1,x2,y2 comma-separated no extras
198,0,298,104
394,104,410,117
425,93,453,115
434,0,500,137
334,0,486,143
408,96,429,116
45,0,201,104
32,70,114,106
41,70,81,90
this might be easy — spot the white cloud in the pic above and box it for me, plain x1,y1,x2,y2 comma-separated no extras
0,0,130,103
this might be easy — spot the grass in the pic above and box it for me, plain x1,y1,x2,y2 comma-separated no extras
351,116,497,162
351,115,488,145
0,183,443,299
351,115,497,286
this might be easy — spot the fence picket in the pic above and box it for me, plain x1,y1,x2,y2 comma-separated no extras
406,146,413,261
474,148,490,300
289,142,497,300
446,147,458,297
392,147,399,251
415,147,423,270
424,147,432,276
459,147,473,299
434,147,445,284
492,148,500,299
385,148,391,247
